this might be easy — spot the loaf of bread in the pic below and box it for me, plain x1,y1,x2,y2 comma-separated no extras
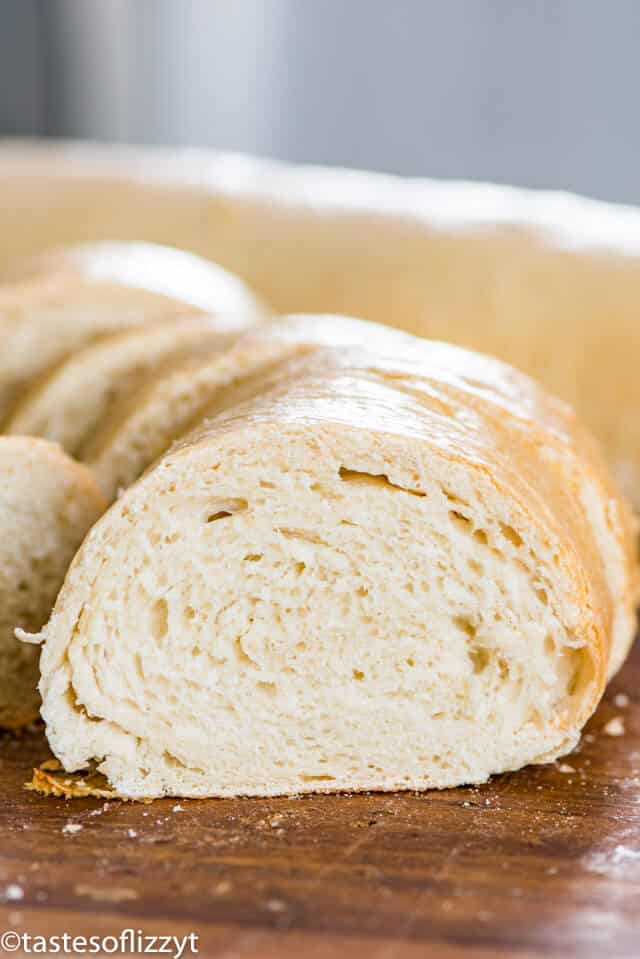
29,316,638,797
5,316,247,457
1,141,640,503
0,240,266,425
0,438,105,728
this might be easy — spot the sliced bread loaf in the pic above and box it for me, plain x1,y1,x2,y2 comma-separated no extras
4,316,246,457
0,437,105,728
0,241,266,424
81,316,377,500
31,317,638,797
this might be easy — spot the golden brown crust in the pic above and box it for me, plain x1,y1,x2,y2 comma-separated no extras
27,759,137,800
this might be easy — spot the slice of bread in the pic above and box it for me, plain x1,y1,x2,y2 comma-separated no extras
82,317,373,500
4,317,246,457
0,437,105,728
83,315,426,500
32,317,638,798
0,241,266,425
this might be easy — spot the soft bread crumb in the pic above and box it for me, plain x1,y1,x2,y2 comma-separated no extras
603,716,625,736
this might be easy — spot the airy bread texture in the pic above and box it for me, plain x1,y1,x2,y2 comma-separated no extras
4,316,246,458
32,316,638,798
1,141,640,502
0,240,266,425
0,437,105,728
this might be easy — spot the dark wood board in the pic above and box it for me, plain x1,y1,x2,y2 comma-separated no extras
1,640,639,959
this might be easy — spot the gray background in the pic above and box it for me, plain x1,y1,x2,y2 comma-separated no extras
1,0,639,203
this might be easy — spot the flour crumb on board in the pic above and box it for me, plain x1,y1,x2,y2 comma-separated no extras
62,821,83,835
265,899,288,913
557,763,576,774
74,884,139,903
172,804,184,813
614,693,630,708
213,880,232,896
584,844,640,879
603,716,625,736
127,828,138,839
2,884,24,902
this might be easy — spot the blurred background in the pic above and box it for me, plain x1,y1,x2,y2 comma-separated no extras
1,0,639,204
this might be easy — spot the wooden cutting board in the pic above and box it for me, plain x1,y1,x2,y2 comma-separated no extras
1,640,638,959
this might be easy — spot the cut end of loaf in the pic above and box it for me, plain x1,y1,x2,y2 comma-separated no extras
38,413,603,798
0,437,106,729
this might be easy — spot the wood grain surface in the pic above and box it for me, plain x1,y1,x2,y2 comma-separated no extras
1,639,639,959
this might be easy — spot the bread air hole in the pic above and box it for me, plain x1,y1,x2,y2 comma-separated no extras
499,523,524,548
566,648,596,697
448,509,493,550
453,615,512,678
163,751,205,775
468,646,491,674
537,587,549,606
65,685,103,725
338,467,425,498
206,498,248,523
449,509,472,531
150,598,168,642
